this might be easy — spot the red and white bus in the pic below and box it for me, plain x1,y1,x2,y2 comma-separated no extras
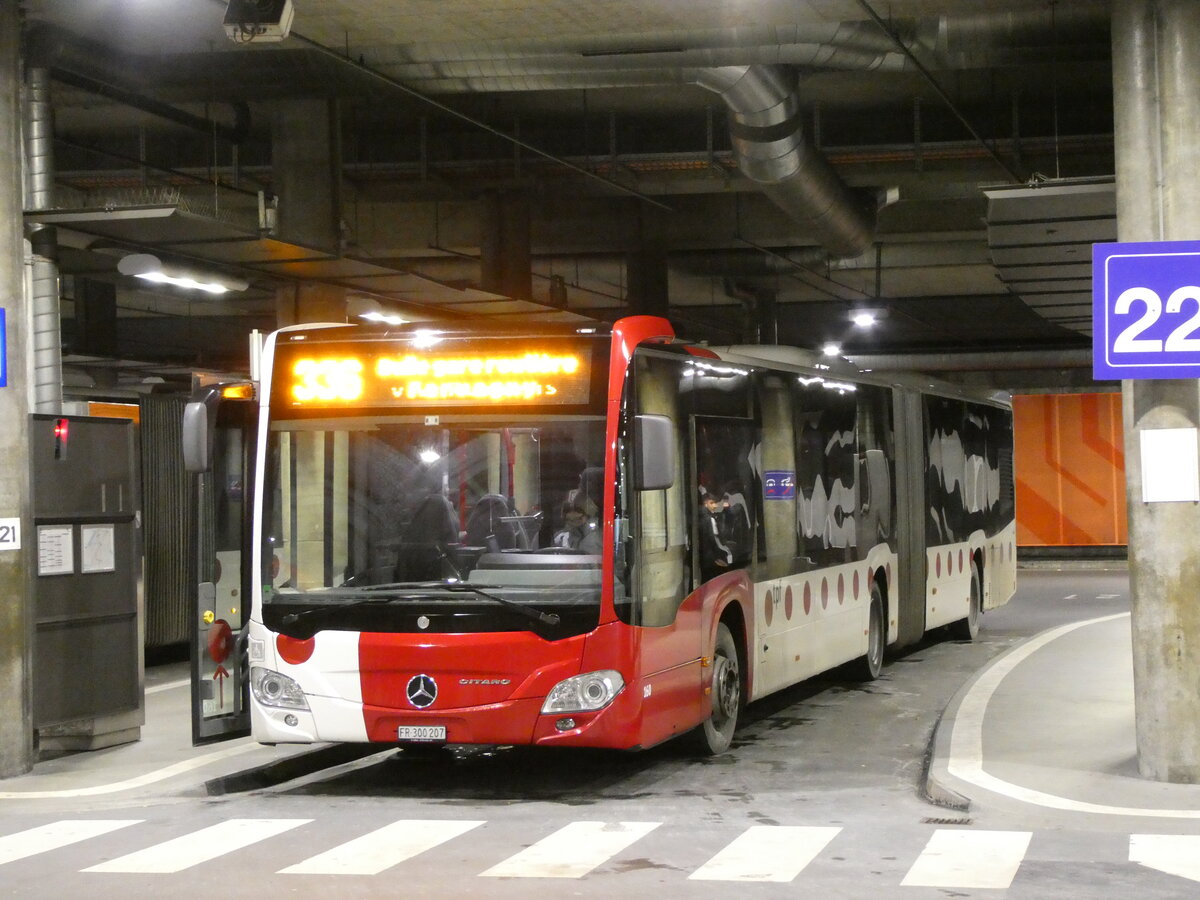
189,315,1015,753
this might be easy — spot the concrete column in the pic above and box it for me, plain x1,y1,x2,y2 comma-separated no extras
480,192,532,300
1114,0,1200,783
0,0,34,777
73,278,117,356
271,98,341,253
626,206,669,318
275,282,348,328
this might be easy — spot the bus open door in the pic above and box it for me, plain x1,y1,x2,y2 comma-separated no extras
183,379,257,744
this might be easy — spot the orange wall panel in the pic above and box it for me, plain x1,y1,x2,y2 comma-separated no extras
1013,393,1127,546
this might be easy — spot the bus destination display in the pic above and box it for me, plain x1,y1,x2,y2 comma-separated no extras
280,342,593,408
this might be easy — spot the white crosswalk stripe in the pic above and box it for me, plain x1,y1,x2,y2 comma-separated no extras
11,818,1200,889
901,829,1033,889
480,821,661,878
689,825,841,882
0,820,141,867
1130,834,1200,883
82,818,311,874
278,819,485,875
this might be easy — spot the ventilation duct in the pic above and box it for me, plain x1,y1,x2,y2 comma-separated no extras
24,66,62,415
696,65,875,259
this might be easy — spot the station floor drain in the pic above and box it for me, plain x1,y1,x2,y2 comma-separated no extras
921,817,973,826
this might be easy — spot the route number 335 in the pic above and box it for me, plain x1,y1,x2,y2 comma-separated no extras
1112,285,1200,353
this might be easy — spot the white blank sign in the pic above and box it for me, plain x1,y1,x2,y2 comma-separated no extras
1140,428,1200,503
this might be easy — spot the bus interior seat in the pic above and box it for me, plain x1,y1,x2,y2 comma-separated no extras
465,493,525,552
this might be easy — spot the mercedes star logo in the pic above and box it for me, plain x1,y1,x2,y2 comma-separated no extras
406,674,438,709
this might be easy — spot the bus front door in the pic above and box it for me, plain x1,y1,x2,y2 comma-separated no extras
189,391,255,744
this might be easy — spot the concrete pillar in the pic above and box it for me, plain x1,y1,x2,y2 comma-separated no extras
626,206,669,318
1113,0,1200,783
271,98,342,253
275,282,348,327
73,278,117,356
0,0,34,777
480,192,532,300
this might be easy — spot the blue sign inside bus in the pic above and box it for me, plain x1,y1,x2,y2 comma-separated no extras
1093,240,1200,380
763,470,795,500
0,307,6,387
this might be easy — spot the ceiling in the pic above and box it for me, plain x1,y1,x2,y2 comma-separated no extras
17,0,1117,396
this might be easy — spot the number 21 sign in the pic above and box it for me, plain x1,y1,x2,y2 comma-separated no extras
1094,240,1200,380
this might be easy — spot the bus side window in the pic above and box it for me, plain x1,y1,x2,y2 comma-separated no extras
693,416,756,584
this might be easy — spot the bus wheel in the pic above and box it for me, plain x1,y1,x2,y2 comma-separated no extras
689,622,741,755
952,560,982,641
857,583,885,680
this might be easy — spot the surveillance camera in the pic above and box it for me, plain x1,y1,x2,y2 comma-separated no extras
224,0,294,44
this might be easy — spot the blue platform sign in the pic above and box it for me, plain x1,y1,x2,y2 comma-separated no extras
1094,240,1200,380
0,308,6,388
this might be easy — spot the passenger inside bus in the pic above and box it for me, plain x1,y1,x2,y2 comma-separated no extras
395,492,459,581
698,486,735,581
552,501,601,553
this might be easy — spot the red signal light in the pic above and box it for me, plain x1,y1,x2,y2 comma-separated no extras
53,417,69,459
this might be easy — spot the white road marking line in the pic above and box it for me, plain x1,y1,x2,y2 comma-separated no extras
481,821,660,878
1096,594,1121,600
0,820,142,867
901,829,1032,889
688,825,840,882
0,741,260,799
145,678,189,695
83,818,310,873
279,819,485,875
946,612,1200,818
1130,834,1200,882
1064,594,1078,600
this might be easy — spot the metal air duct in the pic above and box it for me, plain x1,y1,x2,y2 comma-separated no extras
23,67,61,415
696,65,875,259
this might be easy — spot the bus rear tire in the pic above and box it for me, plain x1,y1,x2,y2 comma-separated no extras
857,584,885,680
951,560,982,641
688,622,741,755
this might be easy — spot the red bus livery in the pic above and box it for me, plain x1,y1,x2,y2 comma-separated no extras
235,315,1014,754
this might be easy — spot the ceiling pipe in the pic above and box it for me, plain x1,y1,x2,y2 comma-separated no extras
695,64,875,259
25,24,249,143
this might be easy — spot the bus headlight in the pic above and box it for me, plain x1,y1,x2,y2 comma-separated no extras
251,666,310,710
541,670,624,714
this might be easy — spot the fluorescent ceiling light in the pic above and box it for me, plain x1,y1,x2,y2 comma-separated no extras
360,310,408,326
117,254,248,294
348,295,408,326
412,329,443,348
850,307,887,328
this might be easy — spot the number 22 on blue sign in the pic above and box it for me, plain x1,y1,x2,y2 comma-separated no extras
1093,241,1200,380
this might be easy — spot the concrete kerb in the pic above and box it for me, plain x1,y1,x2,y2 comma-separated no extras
922,696,973,811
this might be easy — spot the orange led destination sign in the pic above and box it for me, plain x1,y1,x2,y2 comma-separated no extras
283,345,593,408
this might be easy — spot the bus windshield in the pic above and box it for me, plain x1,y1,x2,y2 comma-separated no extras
260,417,607,638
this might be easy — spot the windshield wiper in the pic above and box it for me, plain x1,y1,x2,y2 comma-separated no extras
272,583,560,627
444,583,560,626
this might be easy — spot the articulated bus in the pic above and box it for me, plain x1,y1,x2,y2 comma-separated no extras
186,315,1015,754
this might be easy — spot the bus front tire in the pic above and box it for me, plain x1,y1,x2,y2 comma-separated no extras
689,622,741,755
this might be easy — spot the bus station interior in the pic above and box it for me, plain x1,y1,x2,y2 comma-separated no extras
4,0,1200,802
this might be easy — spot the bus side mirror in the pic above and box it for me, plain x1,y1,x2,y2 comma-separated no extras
182,400,213,473
634,414,675,490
